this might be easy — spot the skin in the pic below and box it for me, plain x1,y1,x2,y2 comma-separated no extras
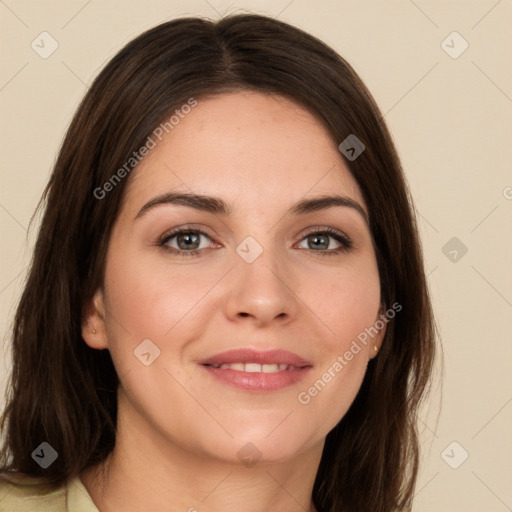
81,91,385,512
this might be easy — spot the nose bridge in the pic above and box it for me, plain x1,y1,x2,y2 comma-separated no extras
225,236,296,325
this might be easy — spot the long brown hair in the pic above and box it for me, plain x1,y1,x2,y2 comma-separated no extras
0,13,436,511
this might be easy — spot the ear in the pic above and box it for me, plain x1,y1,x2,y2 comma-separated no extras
370,303,387,359
82,288,108,350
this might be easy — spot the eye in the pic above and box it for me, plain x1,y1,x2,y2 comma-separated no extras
158,228,215,256
157,225,353,257
297,227,353,255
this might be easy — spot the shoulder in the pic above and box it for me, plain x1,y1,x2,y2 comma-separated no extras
0,471,67,511
0,472,98,512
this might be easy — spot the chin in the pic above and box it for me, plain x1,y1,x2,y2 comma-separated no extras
211,427,318,466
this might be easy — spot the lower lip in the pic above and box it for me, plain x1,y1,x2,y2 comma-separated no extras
200,365,312,392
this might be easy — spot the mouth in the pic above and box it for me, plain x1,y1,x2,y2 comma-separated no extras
197,348,313,392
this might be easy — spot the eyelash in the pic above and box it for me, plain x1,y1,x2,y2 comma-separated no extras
157,226,353,257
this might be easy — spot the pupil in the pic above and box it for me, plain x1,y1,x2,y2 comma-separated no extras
179,232,199,250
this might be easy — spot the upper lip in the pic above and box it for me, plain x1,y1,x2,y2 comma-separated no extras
198,349,312,368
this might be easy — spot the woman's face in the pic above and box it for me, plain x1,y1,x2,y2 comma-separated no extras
85,91,385,465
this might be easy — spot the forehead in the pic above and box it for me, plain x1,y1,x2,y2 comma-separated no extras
125,91,366,216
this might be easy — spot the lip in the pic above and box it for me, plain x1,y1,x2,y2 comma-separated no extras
198,349,313,392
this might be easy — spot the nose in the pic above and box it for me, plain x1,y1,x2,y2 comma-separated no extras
223,247,298,328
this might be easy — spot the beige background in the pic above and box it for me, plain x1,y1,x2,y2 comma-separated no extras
1,0,511,510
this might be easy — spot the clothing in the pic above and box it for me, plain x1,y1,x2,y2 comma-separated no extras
0,472,98,512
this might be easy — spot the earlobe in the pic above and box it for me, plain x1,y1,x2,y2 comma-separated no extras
81,289,108,350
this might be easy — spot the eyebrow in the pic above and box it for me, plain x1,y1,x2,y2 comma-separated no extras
134,192,368,224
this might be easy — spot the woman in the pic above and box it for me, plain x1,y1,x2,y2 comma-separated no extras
0,13,436,512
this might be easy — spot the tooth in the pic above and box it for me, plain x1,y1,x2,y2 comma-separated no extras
212,362,291,372
244,363,262,373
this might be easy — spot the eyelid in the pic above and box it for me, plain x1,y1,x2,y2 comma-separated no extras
157,224,216,243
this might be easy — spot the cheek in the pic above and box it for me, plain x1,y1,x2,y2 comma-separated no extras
296,288,376,433
104,252,226,340
305,258,382,347
294,262,380,428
